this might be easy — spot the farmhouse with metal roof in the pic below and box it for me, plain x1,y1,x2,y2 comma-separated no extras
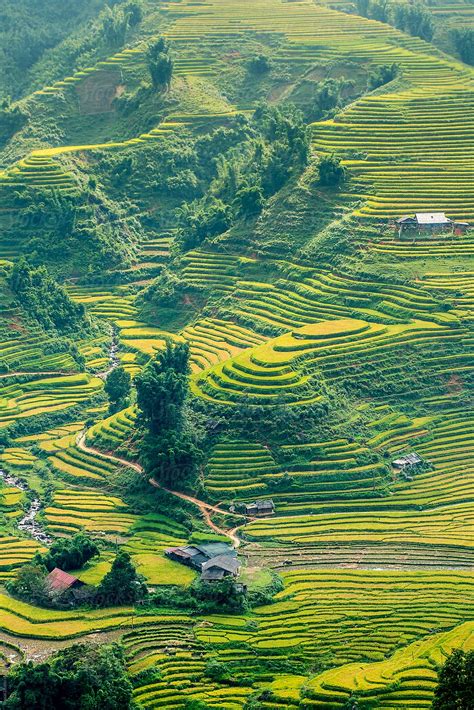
165,542,237,571
201,555,241,581
46,568,85,594
396,212,469,235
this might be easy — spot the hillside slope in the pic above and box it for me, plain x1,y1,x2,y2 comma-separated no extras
0,0,473,708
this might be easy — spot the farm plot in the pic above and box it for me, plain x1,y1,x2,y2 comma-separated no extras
0,311,77,374
0,537,46,582
48,443,120,485
204,437,389,509
229,267,447,334
304,620,474,709
236,570,474,663
182,318,266,372
0,374,103,428
192,316,466,406
245,499,474,548
88,405,137,451
0,591,188,639
44,489,135,535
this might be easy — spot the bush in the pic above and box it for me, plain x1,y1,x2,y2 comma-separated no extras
318,154,345,187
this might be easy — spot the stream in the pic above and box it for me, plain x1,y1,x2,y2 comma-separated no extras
97,328,120,380
0,468,52,545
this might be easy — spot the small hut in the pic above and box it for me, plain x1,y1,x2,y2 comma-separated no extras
392,453,422,471
244,500,275,517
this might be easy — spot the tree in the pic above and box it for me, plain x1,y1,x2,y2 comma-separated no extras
368,62,398,90
248,54,271,74
135,341,190,434
235,184,265,217
6,562,48,605
177,197,231,251
4,643,134,710
147,37,173,90
432,649,474,710
105,366,131,413
42,534,99,572
135,341,203,485
318,154,345,187
96,552,147,607
124,1,142,27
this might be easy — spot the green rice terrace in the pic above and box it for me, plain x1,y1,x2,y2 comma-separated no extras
0,0,472,707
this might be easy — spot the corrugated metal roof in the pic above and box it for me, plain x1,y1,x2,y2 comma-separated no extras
415,212,450,224
393,453,422,466
46,567,80,592
201,555,240,574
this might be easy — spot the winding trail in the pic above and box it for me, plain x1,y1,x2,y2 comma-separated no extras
75,430,246,546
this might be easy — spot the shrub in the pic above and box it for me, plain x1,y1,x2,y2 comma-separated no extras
318,154,345,187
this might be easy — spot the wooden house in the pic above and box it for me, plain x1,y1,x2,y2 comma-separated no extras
165,542,236,571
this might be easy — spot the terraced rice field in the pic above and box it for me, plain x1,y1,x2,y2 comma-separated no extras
0,0,472,704
192,316,470,406
0,374,103,428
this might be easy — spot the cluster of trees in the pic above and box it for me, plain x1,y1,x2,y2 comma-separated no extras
177,104,310,251
9,259,86,333
309,77,355,121
0,98,28,145
451,28,474,66
367,62,399,90
135,341,203,487
147,36,173,91
41,534,98,572
432,649,474,710
4,643,135,710
318,154,345,187
355,0,434,41
11,183,140,277
152,576,248,614
101,1,142,48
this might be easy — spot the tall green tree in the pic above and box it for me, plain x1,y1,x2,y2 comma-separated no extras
136,341,190,433
105,366,132,413
96,551,147,607
135,341,203,486
432,649,474,710
147,36,173,90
